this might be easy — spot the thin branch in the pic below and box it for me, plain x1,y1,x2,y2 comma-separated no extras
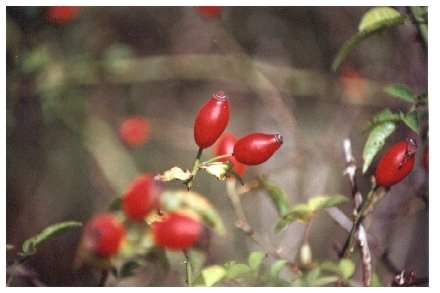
225,179,290,262
185,148,203,191
183,250,192,286
340,138,372,286
98,270,109,287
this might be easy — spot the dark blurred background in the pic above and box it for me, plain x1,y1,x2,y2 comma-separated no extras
6,6,428,286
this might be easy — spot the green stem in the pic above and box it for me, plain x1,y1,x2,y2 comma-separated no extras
200,153,233,166
186,148,203,191
340,185,379,258
184,250,192,286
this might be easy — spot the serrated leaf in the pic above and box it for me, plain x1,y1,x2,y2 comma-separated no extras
194,265,226,287
155,167,192,182
364,109,401,132
160,190,225,235
200,162,231,180
339,259,355,280
224,263,251,279
21,221,82,256
275,195,347,232
257,177,290,217
270,260,288,279
384,84,417,103
401,110,419,134
332,7,405,71
362,121,396,173
248,251,266,272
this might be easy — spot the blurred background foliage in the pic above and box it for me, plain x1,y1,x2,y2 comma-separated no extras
6,6,427,286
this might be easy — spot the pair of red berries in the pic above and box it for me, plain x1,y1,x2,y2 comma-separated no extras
374,138,419,188
122,175,202,250
82,175,203,257
194,91,283,169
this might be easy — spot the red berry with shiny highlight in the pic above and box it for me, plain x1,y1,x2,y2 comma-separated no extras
82,214,125,257
47,6,81,25
375,138,417,188
119,116,150,146
197,6,223,18
122,175,159,221
233,133,283,165
215,133,247,176
194,91,230,149
151,213,202,250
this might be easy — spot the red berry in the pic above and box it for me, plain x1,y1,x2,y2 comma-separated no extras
233,133,283,165
82,214,125,257
423,146,429,172
119,116,150,146
197,6,223,18
151,212,202,250
375,138,417,188
215,133,247,176
194,91,230,149
122,174,159,221
47,6,81,25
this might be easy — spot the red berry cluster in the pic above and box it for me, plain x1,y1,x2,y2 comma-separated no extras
81,174,203,258
194,91,283,175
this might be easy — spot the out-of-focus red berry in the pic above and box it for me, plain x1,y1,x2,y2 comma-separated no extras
423,146,429,172
151,212,202,250
339,66,366,99
122,174,159,222
47,6,81,25
215,133,247,176
119,116,150,146
197,6,223,18
82,214,125,257
375,138,417,188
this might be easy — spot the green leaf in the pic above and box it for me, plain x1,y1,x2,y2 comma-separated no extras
224,262,252,279
332,7,405,71
384,84,417,103
313,276,340,286
364,109,401,132
257,177,290,217
194,265,226,287
362,121,396,173
305,267,322,285
307,195,348,211
108,197,122,212
119,260,143,278
274,204,311,232
339,259,355,280
270,260,288,279
155,167,192,182
275,195,347,232
160,190,225,235
401,110,419,134
21,221,82,256
248,251,266,272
